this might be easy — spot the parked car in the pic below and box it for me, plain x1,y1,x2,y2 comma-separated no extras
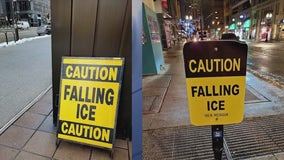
37,25,51,36
220,33,239,41
17,21,30,29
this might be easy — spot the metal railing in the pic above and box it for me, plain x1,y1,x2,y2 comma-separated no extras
0,27,17,44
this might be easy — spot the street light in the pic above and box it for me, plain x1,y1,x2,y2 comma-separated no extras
185,15,193,20
266,13,272,19
265,12,273,27
12,0,19,41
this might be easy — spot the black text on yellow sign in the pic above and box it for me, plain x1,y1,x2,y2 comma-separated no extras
57,57,124,149
183,41,247,126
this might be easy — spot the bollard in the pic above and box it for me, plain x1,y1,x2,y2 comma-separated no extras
15,28,19,41
4,32,8,44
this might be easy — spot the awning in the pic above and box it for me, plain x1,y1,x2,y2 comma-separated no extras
229,23,236,30
243,19,251,28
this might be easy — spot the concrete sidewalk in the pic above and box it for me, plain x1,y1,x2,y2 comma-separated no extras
0,89,132,160
143,42,284,159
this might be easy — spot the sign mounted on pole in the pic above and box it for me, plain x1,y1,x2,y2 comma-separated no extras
57,57,124,149
183,41,247,126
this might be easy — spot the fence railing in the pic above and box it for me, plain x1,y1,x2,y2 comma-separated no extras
0,27,16,44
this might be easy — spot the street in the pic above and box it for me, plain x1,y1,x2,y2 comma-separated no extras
247,41,284,86
0,35,51,134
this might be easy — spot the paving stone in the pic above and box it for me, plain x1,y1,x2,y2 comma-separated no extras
128,141,132,160
113,148,129,160
159,64,173,75
53,141,91,160
38,91,53,105
142,96,157,112
143,114,155,130
0,125,34,149
0,145,19,160
143,87,167,113
29,100,52,116
165,86,188,98
148,111,189,129
38,116,56,134
91,148,111,160
23,131,56,158
14,111,46,130
142,75,171,88
15,151,51,160
91,148,128,160
114,139,128,149
275,152,284,160
161,95,188,113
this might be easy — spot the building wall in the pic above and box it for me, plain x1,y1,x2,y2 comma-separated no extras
0,0,50,26
224,0,283,41
33,0,50,16
0,1,5,16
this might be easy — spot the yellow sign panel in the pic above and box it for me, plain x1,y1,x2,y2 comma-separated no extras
183,41,248,126
57,57,124,149
186,76,246,126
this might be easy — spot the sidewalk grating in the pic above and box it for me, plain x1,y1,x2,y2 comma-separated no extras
224,116,284,159
143,126,227,160
143,114,284,160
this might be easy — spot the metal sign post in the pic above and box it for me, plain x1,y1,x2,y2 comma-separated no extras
212,125,223,160
183,40,247,160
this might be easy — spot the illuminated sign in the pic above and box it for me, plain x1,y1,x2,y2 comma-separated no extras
183,41,247,126
57,57,124,149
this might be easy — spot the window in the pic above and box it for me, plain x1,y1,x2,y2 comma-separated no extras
19,1,31,11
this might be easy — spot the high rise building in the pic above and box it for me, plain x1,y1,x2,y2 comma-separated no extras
224,0,284,41
0,0,50,27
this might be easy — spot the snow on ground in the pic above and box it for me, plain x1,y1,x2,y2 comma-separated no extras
0,35,50,48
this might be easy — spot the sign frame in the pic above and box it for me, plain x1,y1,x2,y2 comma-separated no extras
56,56,125,153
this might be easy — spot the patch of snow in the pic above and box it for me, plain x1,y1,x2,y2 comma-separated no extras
0,35,50,48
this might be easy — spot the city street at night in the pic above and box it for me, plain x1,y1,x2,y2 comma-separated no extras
143,40,284,160
142,0,284,158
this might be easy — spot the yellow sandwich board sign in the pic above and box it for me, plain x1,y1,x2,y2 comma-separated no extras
183,41,247,126
57,57,124,149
